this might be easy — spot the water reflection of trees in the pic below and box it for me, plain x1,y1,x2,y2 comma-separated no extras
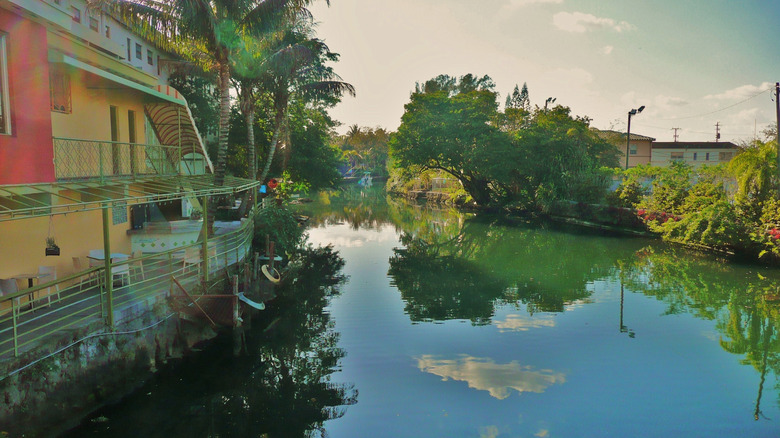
66,246,355,438
301,185,394,230
621,247,780,420
388,213,649,323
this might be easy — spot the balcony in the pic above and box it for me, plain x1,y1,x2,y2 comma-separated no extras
0,215,255,360
53,137,184,182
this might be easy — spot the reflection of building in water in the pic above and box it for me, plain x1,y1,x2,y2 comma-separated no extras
416,355,566,399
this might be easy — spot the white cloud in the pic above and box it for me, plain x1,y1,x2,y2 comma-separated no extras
549,67,593,87
654,94,689,110
599,45,614,55
553,12,635,33
507,0,563,8
417,355,566,400
704,82,774,100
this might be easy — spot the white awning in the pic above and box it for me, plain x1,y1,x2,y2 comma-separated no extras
58,55,214,173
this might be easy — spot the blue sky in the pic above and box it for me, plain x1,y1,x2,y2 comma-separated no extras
310,0,780,142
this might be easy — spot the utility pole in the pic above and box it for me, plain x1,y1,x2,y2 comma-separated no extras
715,122,721,142
775,82,779,198
672,127,680,142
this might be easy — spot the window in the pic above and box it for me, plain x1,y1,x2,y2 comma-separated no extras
70,7,80,23
105,25,111,38
0,33,10,134
135,43,142,60
629,144,637,155
693,152,697,161
705,152,710,161
89,17,99,32
49,69,72,113
670,152,684,161
126,38,131,61
147,49,153,66
719,152,734,161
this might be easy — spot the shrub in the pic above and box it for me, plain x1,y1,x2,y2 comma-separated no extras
253,206,305,256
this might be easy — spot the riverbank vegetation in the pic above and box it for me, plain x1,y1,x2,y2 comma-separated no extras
389,74,618,208
387,73,780,263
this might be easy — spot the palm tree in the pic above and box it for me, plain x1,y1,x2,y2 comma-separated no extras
728,139,777,205
233,31,315,180
101,0,326,178
257,32,355,183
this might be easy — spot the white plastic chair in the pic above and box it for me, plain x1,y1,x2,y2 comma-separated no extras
183,246,201,274
72,256,95,290
130,250,145,281
37,265,60,305
112,256,131,286
0,278,21,312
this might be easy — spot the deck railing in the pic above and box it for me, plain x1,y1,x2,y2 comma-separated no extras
0,216,254,360
53,137,181,181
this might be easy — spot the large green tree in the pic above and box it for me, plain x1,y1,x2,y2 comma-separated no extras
390,74,511,206
509,106,619,205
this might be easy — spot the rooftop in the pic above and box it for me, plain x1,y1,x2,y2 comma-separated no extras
596,130,656,142
652,141,739,149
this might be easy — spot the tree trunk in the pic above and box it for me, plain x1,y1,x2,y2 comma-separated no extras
461,177,491,206
214,62,231,187
243,98,257,180
209,62,231,235
259,105,286,183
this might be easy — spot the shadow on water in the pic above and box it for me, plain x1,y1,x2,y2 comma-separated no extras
62,246,356,438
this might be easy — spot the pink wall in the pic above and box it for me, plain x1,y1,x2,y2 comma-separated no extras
0,9,55,184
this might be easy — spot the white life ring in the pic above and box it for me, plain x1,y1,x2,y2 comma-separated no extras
261,265,281,284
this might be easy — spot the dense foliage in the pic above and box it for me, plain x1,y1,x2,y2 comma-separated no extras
389,74,618,208
604,134,780,261
337,125,390,177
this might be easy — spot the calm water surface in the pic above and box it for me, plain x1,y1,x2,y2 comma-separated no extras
67,186,780,437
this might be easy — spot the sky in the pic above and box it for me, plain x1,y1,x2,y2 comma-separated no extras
309,0,780,143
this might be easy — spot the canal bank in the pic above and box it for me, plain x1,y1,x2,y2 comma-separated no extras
60,244,352,437
27,188,780,437
1,262,272,438
0,213,268,437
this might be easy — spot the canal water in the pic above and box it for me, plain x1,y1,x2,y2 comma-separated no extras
66,186,780,437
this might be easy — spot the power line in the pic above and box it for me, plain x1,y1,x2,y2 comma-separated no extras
655,85,774,121
633,121,755,137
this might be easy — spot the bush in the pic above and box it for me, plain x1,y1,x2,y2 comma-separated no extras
253,206,305,256
654,200,749,251
606,179,647,208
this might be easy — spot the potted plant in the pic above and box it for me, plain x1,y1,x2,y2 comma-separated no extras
45,236,60,256
190,209,202,220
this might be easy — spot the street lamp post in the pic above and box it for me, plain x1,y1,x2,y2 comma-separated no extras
625,105,645,169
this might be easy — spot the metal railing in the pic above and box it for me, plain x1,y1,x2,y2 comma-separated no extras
53,137,181,181
0,215,255,360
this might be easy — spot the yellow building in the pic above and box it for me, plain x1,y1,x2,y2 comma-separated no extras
596,130,656,169
0,0,257,358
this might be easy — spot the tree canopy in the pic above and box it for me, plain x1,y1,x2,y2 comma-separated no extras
390,74,619,207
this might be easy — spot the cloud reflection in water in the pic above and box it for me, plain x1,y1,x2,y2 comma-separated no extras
416,355,566,399
493,314,556,332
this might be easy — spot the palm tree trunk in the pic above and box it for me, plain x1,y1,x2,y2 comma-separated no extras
259,106,286,183
244,101,257,180
209,62,231,235
214,62,231,187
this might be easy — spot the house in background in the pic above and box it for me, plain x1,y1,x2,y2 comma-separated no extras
650,142,739,168
596,130,656,169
